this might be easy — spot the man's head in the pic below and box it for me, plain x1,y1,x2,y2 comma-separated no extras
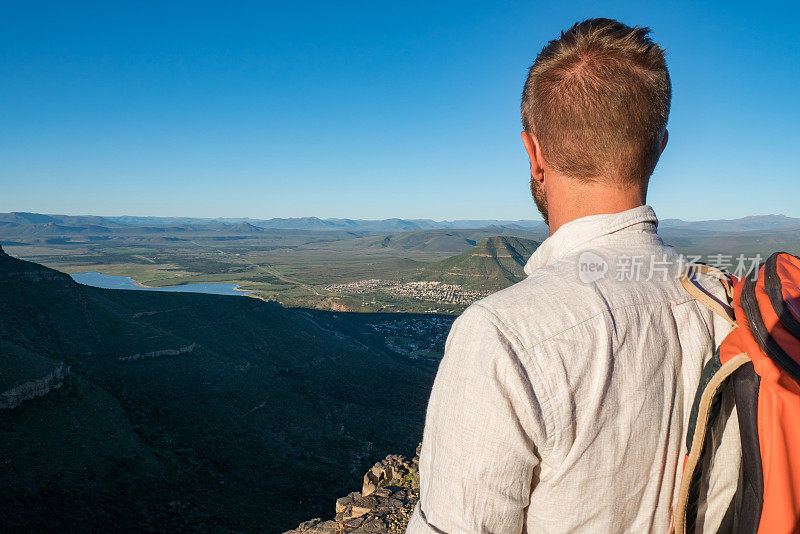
521,18,671,228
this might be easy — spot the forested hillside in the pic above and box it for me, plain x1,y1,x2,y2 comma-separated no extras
0,245,451,532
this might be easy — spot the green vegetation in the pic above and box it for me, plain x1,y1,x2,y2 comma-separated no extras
400,469,420,490
0,212,554,313
6,213,800,315
0,248,453,531
420,236,540,290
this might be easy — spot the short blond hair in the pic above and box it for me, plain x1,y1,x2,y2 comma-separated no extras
521,18,671,184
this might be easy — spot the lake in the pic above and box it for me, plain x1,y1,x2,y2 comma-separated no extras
70,272,253,296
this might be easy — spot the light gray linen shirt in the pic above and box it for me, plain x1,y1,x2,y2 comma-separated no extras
407,206,736,533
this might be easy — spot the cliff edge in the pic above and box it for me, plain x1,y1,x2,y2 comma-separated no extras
285,444,422,533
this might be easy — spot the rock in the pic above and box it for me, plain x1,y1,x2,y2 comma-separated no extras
346,494,379,518
336,491,360,513
0,363,70,409
362,454,412,497
285,518,337,534
284,444,422,534
118,343,198,362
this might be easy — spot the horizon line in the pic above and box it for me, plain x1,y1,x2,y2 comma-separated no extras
1,209,796,224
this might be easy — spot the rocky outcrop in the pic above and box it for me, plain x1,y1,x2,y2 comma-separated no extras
327,299,352,312
0,363,70,409
118,343,197,362
285,444,421,534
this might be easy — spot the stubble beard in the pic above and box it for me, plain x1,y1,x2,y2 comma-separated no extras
530,173,549,226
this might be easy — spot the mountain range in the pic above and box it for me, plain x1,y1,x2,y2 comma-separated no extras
5,211,800,235
0,212,546,234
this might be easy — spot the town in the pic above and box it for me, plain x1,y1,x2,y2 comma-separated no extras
324,279,493,305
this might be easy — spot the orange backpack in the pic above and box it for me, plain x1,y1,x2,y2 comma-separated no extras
674,252,800,533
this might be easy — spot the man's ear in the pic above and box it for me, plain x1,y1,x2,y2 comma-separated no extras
660,129,669,154
521,131,545,184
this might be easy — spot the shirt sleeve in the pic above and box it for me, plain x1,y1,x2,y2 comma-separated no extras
406,304,548,534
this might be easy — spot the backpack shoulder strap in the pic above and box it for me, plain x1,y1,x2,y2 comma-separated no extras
674,352,750,534
680,265,737,326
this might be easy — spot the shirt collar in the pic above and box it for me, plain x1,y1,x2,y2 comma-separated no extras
524,205,661,275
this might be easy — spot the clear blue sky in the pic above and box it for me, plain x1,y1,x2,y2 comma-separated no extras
1,1,798,221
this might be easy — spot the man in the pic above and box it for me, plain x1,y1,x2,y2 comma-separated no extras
407,18,737,533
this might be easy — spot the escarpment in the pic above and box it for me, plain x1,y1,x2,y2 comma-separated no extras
0,362,69,409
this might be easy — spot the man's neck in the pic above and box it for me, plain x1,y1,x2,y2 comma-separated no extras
547,180,647,235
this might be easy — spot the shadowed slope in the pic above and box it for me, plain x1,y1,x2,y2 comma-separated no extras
0,246,448,532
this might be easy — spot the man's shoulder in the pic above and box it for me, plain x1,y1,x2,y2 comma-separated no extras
469,259,602,351
470,245,705,351
476,259,583,310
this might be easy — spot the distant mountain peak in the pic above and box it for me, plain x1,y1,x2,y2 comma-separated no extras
659,214,800,233
476,235,539,259
420,235,540,290
231,222,264,233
